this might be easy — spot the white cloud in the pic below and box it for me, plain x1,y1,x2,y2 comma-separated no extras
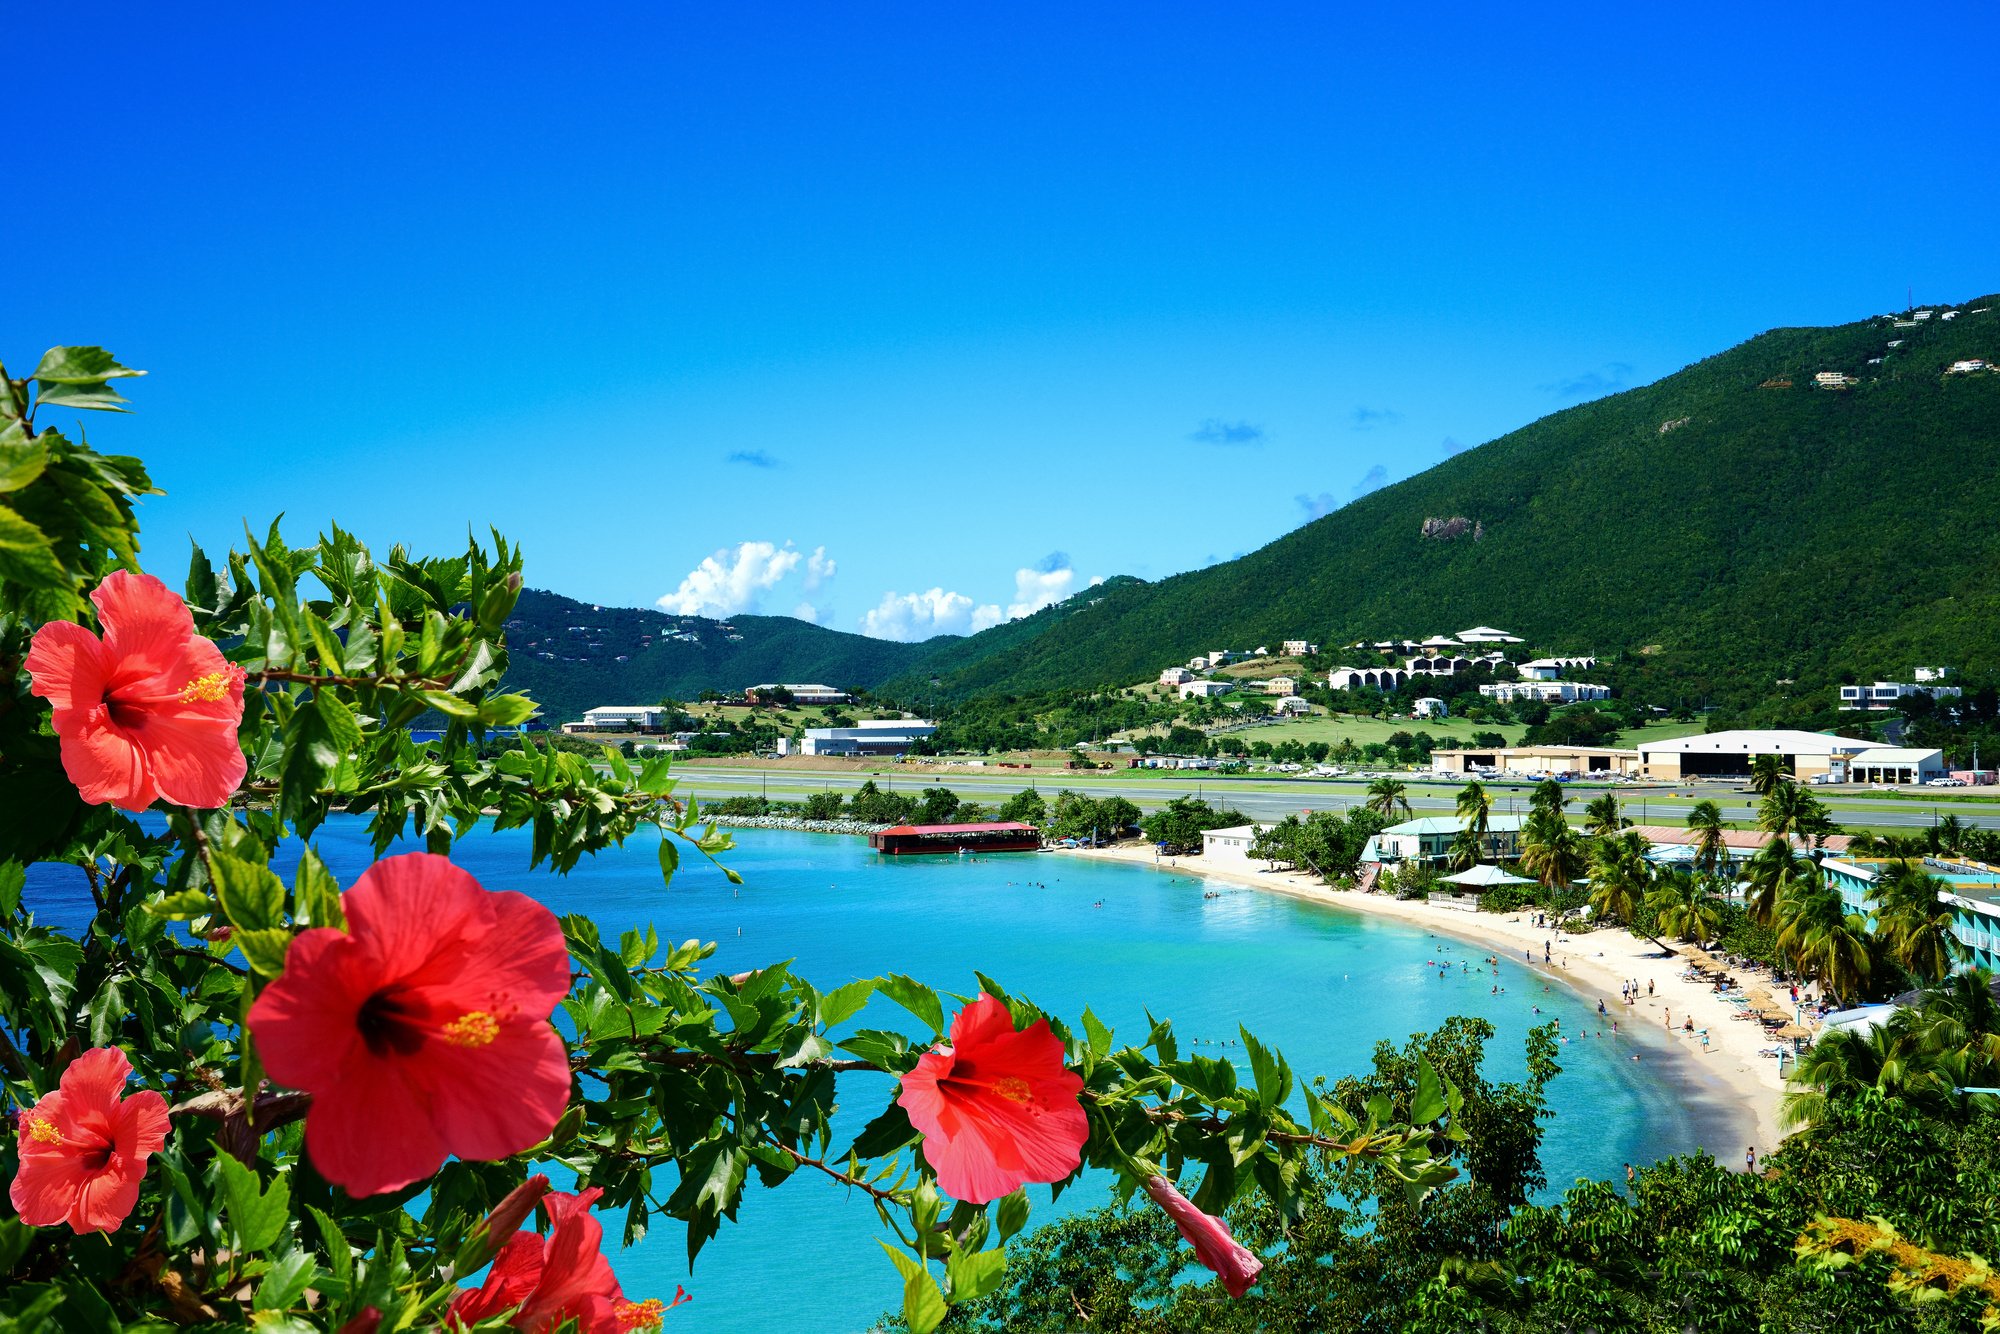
792,600,822,624
804,546,836,590
861,588,995,641
656,541,802,617
1005,565,1077,619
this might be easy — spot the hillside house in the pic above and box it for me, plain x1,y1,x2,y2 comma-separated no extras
1272,695,1313,716
1282,639,1318,656
1263,677,1299,696
1456,626,1524,644
1180,679,1237,699
1814,371,1858,388
1159,667,1195,687
1413,697,1447,719
745,683,851,705
1948,360,1989,374
1838,679,1963,711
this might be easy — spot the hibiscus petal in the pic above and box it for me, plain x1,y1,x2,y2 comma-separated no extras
23,620,108,714
92,571,199,680
449,1230,546,1326
343,854,492,984
8,1142,92,1229
129,705,247,809
949,993,1019,1049
303,1055,449,1199
421,1020,572,1163
70,1155,145,1233
54,707,156,811
250,928,370,1091
58,1046,137,1117
116,1089,171,1160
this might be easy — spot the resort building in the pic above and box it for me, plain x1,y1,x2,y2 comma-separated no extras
1282,640,1318,656
744,683,851,705
1837,678,1963,711
1364,814,1527,865
1456,626,1525,644
1518,655,1598,681
1263,676,1300,696
1635,729,1944,783
1330,667,1407,691
566,705,669,733
1405,655,1472,675
1819,856,2000,973
1631,824,1853,872
1477,680,1611,704
781,719,938,757
1159,667,1195,687
1272,695,1313,716
1430,744,1639,777
1180,679,1237,699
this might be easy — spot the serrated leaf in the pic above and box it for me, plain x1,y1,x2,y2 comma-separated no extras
945,1247,1006,1303
1081,1008,1113,1058
1411,1055,1446,1127
216,1153,289,1252
877,974,944,1035
293,847,344,930
234,928,293,978
819,977,875,1029
902,1263,947,1334
253,1249,317,1310
211,850,285,931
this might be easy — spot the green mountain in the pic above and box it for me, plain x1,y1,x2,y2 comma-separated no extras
500,589,939,722
896,294,2000,707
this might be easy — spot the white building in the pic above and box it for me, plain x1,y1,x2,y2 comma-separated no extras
1330,667,1407,691
1518,655,1597,680
1159,667,1195,687
1282,640,1318,657
745,683,851,705
1948,360,1989,374
1200,825,1261,865
1635,729,1943,784
1404,655,1471,675
1839,679,1963,711
784,719,939,757
573,705,668,732
1272,695,1313,716
1413,697,1447,719
1814,371,1857,388
1915,667,1954,683
1455,626,1524,644
1180,679,1237,699
1478,680,1610,704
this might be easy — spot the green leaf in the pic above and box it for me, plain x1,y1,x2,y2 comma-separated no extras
1081,1007,1113,1059
945,1247,1007,1303
0,503,62,587
293,847,345,930
849,1098,920,1160
902,1263,948,1334
253,1250,317,1310
416,689,479,720
0,433,49,492
1240,1027,1292,1108
877,973,944,1034
33,345,145,413
1411,1055,1447,1127
657,836,679,887
819,977,875,1029
234,928,293,978
215,1153,290,1252
210,851,285,931
477,693,538,727
0,861,23,918
315,690,364,756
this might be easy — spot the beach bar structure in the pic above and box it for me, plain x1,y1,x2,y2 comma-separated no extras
868,822,1042,855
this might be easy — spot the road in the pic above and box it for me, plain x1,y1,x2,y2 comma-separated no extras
669,764,2000,832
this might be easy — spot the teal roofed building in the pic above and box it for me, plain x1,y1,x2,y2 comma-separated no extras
1821,856,2000,974
1368,814,1527,866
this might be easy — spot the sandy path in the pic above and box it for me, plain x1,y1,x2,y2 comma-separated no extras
1060,845,1791,1156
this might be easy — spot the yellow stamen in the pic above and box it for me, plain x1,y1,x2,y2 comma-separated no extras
991,1076,1032,1103
617,1298,667,1330
442,1010,500,1047
24,1115,62,1145
179,670,235,703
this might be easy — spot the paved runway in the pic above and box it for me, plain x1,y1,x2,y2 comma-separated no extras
670,765,2000,832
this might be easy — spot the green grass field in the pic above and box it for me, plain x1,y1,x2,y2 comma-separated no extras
1215,714,1527,748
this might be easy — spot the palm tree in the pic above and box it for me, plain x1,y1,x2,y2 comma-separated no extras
1446,826,1482,871
1743,834,1813,926
1874,863,1960,985
1759,782,1837,848
1684,799,1730,876
1748,753,1788,796
1587,830,1654,927
1518,808,1586,894
1582,793,1628,839
1783,973,2000,1129
1456,781,1493,858
1365,777,1412,820
1932,813,1967,857
1775,880,1871,1005
1647,868,1722,944
1530,779,1569,816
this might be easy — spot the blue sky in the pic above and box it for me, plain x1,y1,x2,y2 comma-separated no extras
14,4,1998,639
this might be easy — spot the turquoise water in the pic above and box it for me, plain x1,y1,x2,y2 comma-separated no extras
25,823,1714,1332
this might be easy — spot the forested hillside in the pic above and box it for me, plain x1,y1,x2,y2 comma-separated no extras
500,589,938,721
897,295,2000,708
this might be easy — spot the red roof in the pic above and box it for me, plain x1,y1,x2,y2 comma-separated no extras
1626,824,1853,853
877,822,1039,836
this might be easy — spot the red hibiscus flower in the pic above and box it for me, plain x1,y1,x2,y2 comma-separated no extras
24,569,247,812
895,993,1087,1204
1141,1174,1263,1298
246,853,572,1199
10,1046,170,1234
449,1186,677,1334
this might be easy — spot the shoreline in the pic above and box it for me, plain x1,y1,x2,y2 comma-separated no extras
1059,844,1788,1159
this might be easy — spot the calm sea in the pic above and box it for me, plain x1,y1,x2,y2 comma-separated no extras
25,822,1711,1332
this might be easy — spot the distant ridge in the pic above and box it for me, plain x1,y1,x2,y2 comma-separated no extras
891,293,2000,707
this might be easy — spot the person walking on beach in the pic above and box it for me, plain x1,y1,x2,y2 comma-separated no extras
1746,1146,1757,1174
1648,979,1655,997
1665,1008,1671,1028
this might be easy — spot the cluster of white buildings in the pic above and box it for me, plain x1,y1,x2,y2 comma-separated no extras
1838,667,1961,712
775,719,938,757
1478,679,1611,704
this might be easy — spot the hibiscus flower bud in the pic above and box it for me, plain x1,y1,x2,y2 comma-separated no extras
454,1173,552,1276
204,925,233,943
1141,1174,1263,1298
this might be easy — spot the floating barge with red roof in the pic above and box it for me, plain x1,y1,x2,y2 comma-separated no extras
867,821,1042,855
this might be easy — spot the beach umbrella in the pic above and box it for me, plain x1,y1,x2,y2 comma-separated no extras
1442,863,1534,888
1775,1023,1812,1039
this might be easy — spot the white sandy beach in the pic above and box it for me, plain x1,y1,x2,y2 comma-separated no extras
1061,844,1791,1156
